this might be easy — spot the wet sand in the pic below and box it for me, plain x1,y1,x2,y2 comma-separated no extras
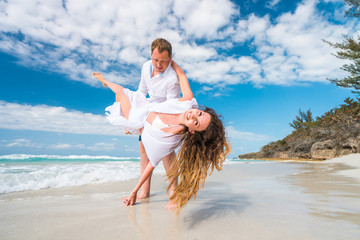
1,154,359,240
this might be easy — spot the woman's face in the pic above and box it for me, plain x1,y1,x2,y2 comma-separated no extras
183,109,211,133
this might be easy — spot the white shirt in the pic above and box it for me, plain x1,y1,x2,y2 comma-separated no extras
137,60,181,103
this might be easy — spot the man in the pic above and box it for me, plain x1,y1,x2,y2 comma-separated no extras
136,38,180,199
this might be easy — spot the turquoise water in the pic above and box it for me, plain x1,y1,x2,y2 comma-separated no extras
0,154,140,164
0,154,143,194
0,154,268,194
229,159,268,163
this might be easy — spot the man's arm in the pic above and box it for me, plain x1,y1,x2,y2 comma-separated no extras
166,76,181,100
137,63,149,97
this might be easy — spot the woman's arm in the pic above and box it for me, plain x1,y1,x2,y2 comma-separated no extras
171,61,194,101
123,162,155,206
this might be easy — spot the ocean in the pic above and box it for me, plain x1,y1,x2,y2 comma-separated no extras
0,154,266,194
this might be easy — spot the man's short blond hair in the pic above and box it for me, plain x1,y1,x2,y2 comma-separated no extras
151,38,172,57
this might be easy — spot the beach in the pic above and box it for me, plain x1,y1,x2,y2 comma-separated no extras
1,154,360,240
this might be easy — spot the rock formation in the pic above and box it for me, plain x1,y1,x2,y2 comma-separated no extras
239,98,360,160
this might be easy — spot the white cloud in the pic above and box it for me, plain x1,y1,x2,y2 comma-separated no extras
0,0,172,86
173,43,217,61
47,143,77,150
180,55,263,85
226,126,271,141
89,142,117,151
231,0,358,85
0,0,358,88
0,101,127,136
247,14,271,44
5,138,42,148
173,0,237,38
47,142,116,151
3,138,118,152
266,0,281,8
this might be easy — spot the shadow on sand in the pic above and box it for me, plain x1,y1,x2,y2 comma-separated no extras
183,182,251,229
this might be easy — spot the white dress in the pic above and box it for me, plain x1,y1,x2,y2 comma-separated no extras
105,88,198,167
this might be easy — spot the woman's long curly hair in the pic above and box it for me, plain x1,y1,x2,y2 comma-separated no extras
166,107,231,213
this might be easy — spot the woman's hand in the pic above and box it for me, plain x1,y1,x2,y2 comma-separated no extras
171,61,194,101
123,192,137,206
171,61,185,76
123,162,154,207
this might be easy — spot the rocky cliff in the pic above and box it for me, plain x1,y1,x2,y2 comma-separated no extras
239,98,360,160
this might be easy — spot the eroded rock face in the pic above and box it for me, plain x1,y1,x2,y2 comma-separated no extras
310,149,337,160
239,127,360,160
238,98,360,160
273,152,291,159
338,137,359,156
310,140,336,159
309,138,360,159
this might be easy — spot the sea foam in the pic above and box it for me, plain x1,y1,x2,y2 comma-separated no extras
0,155,165,193
0,155,266,193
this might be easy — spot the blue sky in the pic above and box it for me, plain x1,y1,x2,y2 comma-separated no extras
0,0,358,158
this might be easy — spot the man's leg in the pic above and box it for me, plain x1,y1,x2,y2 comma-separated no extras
137,140,152,199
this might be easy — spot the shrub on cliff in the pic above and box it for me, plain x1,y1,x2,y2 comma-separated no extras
289,109,314,130
257,97,360,157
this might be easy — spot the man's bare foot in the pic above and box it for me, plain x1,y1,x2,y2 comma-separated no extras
165,200,177,210
92,72,108,87
137,192,150,199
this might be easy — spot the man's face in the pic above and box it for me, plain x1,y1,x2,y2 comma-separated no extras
151,48,171,73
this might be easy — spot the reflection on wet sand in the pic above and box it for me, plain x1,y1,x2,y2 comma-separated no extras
184,182,251,229
126,198,181,240
285,161,360,226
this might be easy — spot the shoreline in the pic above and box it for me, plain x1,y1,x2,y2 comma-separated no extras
237,157,325,162
1,154,359,240
238,153,360,162
325,153,360,183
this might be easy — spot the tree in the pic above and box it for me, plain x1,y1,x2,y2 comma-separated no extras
345,0,360,17
324,0,360,95
289,109,314,130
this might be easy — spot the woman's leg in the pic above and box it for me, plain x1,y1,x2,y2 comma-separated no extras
138,141,152,199
93,72,131,119
163,151,178,209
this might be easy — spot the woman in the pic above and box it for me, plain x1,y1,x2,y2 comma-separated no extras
93,62,231,212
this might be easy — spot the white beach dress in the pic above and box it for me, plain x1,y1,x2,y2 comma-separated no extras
105,89,198,167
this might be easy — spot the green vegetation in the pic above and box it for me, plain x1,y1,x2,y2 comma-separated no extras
344,0,360,17
316,97,360,126
239,97,360,159
238,0,360,159
260,97,360,156
289,109,314,130
323,0,360,95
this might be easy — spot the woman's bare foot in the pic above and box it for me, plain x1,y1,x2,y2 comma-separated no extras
92,72,108,87
165,200,177,210
137,192,150,199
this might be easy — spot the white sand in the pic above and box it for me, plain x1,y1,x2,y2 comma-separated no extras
1,158,359,240
326,153,360,182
